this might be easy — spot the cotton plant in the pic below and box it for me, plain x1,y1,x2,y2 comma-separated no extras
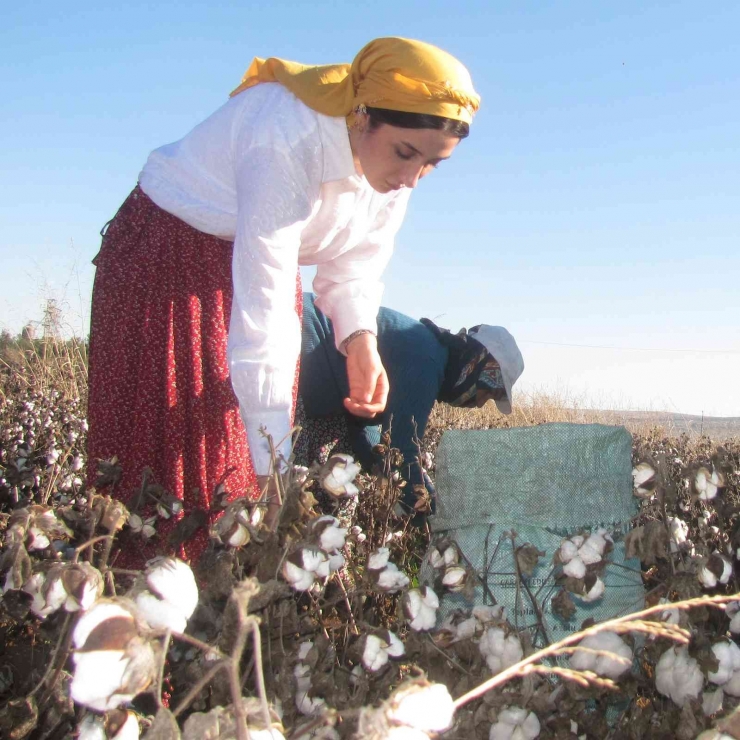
698,551,733,589
367,547,410,593
569,631,632,679
489,706,541,740
403,587,439,632
23,561,104,618
133,557,199,633
77,710,140,740
71,599,158,712
654,646,704,707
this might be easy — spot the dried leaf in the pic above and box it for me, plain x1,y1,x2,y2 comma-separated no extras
551,589,576,622
144,707,182,740
516,544,545,578
625,521,669,565
0,696,38,740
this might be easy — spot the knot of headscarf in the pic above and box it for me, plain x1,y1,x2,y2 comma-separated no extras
420,319,506,407
230,37,480,125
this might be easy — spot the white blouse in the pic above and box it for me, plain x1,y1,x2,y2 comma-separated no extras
138,83,411,474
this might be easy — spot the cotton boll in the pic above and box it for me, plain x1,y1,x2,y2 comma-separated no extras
578,540,603,566
569,632,632,679
559,540,578,563
699,553,733,589
144,558,198,621
386,682,455,733
655,646,704,707
480,628,523,674
695,467,723,501
295,691,327,716
428,548,445,569
442,566,468,592
384,728,430,740
658,598,680,626
327,552,345,572
312,516,347,553
282,561,314,591
703,687,724,717
368,548,391,571
490,706,541,740
442,546,459,566
708,641,740,688
404,588,439,632
727,602,740,634
135,592,188,633
473,605,507,624
376,563,410,593
668,518,689,551
362,634,390,672
301,548,329,574
563,557,586,579
577,576,605,603
385,631,405,659
632,462,656,498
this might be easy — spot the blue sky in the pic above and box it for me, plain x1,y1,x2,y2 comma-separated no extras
2,1,738,416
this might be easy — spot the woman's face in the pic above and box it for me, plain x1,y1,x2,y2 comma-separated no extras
349,120,460,194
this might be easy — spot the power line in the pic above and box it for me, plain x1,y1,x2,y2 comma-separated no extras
520,339,740,354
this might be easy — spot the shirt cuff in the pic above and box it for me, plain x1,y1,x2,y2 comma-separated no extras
242,409,293,476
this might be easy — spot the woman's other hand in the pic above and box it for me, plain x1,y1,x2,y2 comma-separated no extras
343,333,389,418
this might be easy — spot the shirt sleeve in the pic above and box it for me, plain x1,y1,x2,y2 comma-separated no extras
312,188,411,352
228,116,323,476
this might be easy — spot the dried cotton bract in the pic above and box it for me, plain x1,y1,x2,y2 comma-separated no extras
655,646,704,707
489,706,541,740
321,453,361,497
569,631,632,679
134,557,199,633
71,600,158,712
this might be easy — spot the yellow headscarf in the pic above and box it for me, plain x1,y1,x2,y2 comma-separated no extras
229,37,480,125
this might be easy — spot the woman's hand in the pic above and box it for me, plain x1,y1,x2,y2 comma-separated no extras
343,333,389,418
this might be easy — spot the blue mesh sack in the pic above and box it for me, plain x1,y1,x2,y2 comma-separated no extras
424,423,643,647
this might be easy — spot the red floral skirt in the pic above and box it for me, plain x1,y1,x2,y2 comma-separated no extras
87,186,301,566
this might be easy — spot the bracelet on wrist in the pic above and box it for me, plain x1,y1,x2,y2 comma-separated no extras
341,329,376,354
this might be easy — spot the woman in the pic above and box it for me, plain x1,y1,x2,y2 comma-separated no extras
296,293,525,514
87,37,479,561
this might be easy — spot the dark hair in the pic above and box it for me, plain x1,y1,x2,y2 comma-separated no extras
365,106,470,139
